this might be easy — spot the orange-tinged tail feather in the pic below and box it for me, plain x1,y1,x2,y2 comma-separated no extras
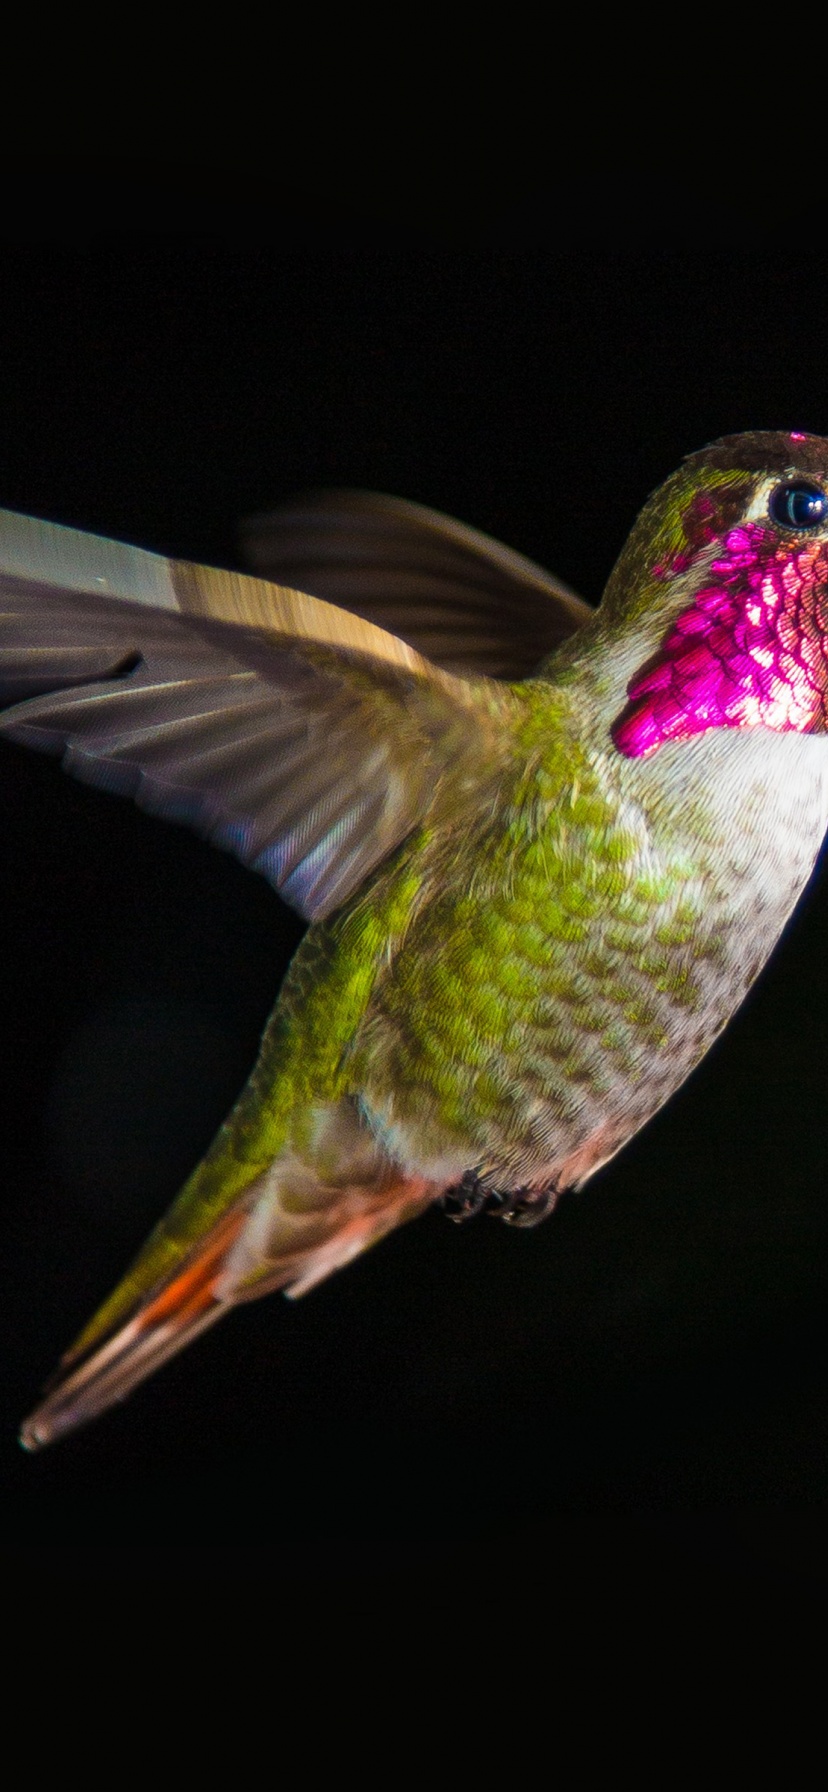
19,1144,439,1451
19,1204,250,1452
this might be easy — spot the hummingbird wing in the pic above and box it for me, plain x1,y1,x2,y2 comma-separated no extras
0,507,510,922
240,488,593,678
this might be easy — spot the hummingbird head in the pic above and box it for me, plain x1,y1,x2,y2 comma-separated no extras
603,431,828,759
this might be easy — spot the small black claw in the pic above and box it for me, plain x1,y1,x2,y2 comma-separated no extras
497,1186,558,1228
442,1173,558,1228
441,1171,492,1223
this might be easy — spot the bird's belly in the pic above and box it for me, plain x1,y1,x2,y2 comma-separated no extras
353,732,828,1191
354,969,709,1192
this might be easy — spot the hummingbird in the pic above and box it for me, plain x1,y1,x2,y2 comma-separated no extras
6,429,828,1450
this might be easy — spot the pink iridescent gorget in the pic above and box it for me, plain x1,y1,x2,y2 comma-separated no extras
613,517,828,758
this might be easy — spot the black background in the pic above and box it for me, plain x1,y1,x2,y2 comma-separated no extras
1,162,827,1622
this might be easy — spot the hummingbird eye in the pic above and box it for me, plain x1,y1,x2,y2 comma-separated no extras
768,482,828,530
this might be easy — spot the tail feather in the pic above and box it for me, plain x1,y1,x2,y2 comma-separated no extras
19,1203,251,1451
19,1145,439,1451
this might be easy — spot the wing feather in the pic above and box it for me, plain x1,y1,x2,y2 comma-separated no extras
0,508,509,921
240,487,593,678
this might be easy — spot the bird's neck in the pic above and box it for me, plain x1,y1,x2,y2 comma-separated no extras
538,609,828,933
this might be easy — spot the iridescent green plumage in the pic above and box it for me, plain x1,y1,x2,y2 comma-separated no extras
10,434,828,1446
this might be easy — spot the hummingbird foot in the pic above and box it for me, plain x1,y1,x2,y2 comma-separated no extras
441,1171,491,1222
441,1173,558,1228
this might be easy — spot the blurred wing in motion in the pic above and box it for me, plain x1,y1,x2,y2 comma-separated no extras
4,496,585,1449
0,506,511,922
240,488,593,679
